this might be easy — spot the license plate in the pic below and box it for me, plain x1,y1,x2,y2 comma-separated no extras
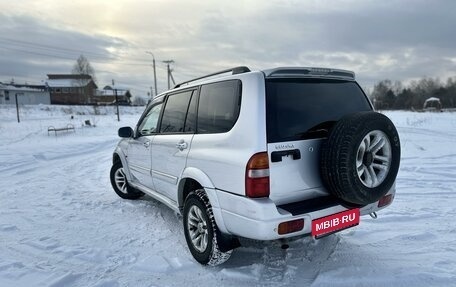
312,208,360,238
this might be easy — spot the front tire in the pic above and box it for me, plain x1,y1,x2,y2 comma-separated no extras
110,162,144,200
183,190,232,266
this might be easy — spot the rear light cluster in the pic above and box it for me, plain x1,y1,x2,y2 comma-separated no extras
245,152,304,235
245,152,270,198
278,219,304,235
378,194,394,207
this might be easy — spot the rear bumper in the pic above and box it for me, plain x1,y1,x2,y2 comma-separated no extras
211,188,395,241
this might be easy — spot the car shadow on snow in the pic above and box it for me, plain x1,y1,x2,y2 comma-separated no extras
131,195,385,285
220,232,385,284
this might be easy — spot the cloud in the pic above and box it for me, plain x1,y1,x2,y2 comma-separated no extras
0,13,146,90
0,0,455,96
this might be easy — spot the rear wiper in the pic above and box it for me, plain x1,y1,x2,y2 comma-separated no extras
294,129,328,140
283,121,336,141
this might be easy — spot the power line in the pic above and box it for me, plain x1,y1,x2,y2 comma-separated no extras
0,45,152,67
0,37,178,94
0,45,82,61
0,37,113,60
0,37,156,66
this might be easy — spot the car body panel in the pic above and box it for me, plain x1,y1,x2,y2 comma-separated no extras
151,134,194,202
125,136,155,189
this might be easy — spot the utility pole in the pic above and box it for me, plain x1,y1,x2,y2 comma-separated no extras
169,70,176,87
15,93,22,123
112,79,120,122
146,51,158,97
162,60,175,90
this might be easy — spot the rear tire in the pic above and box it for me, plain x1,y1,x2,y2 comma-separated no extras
320,111,400,205
110,162,144,200
183,190,232,266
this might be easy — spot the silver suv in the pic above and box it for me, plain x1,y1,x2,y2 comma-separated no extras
110,67,401,265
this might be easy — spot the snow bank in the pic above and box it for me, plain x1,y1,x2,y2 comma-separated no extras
0,105,455,286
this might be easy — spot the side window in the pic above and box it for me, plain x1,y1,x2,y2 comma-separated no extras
138,103,163,136
197,80,241,134
159,91,193,133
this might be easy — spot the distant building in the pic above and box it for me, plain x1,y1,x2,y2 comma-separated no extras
46,74,97,105
93,85,132,105
0,82,50,105
2,75,133,106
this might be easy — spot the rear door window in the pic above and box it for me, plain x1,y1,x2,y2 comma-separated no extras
266,78,371,143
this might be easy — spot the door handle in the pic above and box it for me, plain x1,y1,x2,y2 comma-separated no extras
176,140,188,151
271,149,301,162
143,141,150,148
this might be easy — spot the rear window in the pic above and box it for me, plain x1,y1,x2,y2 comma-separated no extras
266,78,371,143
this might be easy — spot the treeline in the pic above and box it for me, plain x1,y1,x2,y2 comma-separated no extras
368,77,456,110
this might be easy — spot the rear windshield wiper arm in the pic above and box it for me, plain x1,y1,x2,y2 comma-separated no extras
281,121,336,141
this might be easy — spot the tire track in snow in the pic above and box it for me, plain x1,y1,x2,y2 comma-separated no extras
0,138,118,175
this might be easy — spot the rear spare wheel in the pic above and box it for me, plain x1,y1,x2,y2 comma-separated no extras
320,111,400,205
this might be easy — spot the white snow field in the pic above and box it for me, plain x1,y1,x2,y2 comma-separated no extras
0,104,455,287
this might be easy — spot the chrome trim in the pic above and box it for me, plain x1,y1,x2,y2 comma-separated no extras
152,169,178,184
129,164,151,174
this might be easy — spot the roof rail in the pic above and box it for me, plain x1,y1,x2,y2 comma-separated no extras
174,66,251,88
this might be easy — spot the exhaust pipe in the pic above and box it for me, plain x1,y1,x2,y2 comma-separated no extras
369,212,378,219
280,239,289,250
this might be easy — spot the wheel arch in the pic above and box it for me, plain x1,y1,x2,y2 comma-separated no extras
178,167,229,233
178,167,216,209
112,148,133,181
112,153,121,164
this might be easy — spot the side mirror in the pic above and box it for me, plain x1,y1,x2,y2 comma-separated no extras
118,127,133,138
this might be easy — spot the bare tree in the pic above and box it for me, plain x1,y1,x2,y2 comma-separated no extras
72,54,96,83
371,76,456,110
371,79,393,109
125,90,132,104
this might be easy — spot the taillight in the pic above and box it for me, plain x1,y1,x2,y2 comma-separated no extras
278,219,304,235
245,152,270,198
378,194,393,207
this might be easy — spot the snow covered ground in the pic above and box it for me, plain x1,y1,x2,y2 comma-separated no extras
0,105,455,287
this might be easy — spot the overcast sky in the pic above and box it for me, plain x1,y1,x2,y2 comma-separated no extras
1,0,455,97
